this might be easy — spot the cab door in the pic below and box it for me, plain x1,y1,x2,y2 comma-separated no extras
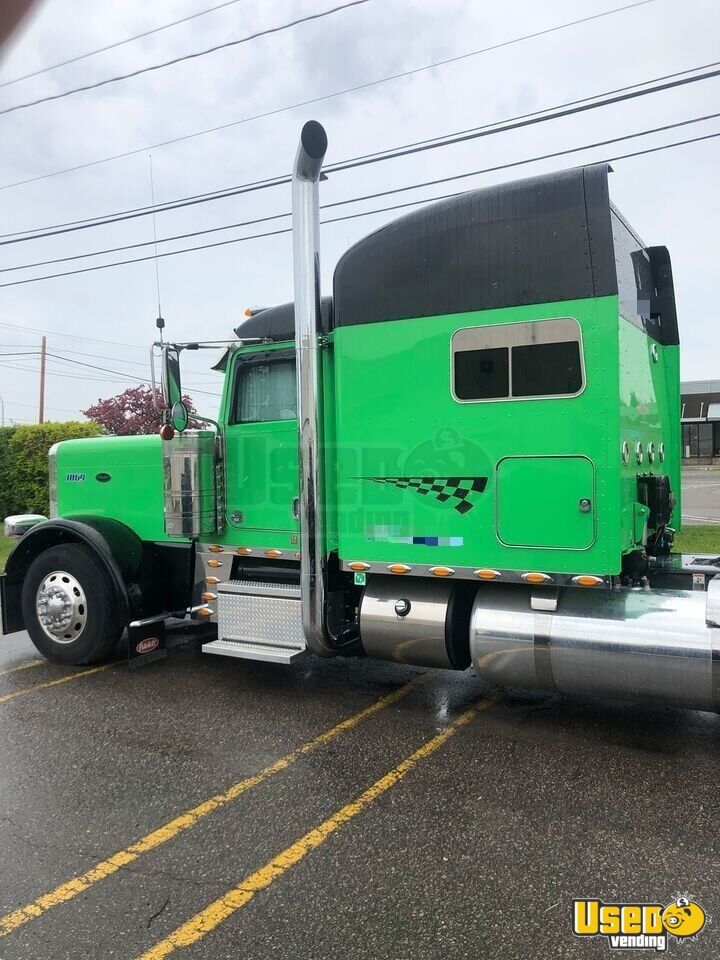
224,350,299,546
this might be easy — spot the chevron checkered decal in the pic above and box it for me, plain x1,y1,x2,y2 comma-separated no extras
364,476,488,514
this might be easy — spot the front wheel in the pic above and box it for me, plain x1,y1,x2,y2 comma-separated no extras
21,543,123,664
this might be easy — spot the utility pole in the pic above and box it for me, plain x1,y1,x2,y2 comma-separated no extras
38,335,46,424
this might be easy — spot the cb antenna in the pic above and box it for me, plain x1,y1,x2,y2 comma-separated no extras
149,154,164,344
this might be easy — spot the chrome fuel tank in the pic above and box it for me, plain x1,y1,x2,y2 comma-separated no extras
470,578,720,712
360,576,473,669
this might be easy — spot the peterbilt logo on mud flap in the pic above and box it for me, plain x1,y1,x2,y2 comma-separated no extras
135,637,160,655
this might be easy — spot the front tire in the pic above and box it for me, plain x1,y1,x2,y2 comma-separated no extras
21,543,122,664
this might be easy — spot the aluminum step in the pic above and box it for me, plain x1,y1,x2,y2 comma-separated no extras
203,579,306,663
202,638,306,664
217,579,300,599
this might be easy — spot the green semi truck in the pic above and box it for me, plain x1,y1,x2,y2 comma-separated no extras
2,122,719,711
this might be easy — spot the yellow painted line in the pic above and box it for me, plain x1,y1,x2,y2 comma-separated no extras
138,693,499,960
474,645,534,670
0,675,424,938
0,659,44,678
0,663,114,705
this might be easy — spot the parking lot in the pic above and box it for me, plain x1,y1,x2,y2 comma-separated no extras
1,623,719,960
683,470,720,525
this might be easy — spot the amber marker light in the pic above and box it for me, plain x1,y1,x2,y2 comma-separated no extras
244,307,254,317
207,559,223,568
522,572,552,584
349,562,370,571
572,575,604,587
266,549,282,558
198,606,214,617
202,592,217,602
206,576,220,585
236,547,252,555
430,566,455,577
474,569,501,580
387,564,411,574
208,545,223,553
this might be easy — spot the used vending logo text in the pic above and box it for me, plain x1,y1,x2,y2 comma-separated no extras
573,896,707,952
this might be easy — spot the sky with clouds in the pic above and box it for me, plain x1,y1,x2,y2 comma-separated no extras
0,0,718,425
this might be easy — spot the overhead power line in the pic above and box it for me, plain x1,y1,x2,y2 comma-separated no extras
0,0,659,191
2,398,81,413
48,348,217,377
0,354,221,396
0,0,372,117
0,0,245,89
46,352,156,380
45,354,221,396
2,59,718,248
1,354,145,379
0,322,223,363
0,345,215,378
328,66,720,172
0,318,151,351
3,110,718,276
1,126,717,291
0,359,143,383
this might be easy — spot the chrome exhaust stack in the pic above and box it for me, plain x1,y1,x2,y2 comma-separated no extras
471,577,720,712
292,120,356,657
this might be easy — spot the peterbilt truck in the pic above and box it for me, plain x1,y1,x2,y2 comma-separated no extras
2,122,719,712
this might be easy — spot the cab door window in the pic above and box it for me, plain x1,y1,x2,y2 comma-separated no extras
231,359,296,424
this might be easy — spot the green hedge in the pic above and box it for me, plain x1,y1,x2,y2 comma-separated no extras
0,422,103,519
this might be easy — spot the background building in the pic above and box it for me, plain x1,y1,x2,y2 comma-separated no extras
681,380,720,462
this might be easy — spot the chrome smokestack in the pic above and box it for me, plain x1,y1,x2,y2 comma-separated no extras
292,120,341,657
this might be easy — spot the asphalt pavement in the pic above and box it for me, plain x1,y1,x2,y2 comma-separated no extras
682,469,720,524
1,623,719,959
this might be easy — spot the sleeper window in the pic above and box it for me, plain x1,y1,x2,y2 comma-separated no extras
454,347,509,400
512,341,582,397
452,318,584,402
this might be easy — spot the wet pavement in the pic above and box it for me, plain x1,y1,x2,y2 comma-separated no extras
1,625,719,959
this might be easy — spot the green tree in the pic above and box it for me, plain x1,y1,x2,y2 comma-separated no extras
1,422,103,518
0,427,16,520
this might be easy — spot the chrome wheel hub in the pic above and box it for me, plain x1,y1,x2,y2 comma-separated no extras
36,570,87,644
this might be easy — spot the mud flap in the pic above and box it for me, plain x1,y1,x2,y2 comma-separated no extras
128,619,167,668
0,573,24,635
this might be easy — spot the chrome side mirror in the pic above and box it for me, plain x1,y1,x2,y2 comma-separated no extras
161,345,182,410
170,400,189,433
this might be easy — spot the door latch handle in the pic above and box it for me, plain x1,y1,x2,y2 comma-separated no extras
292,497,299,520
579,498,592,513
